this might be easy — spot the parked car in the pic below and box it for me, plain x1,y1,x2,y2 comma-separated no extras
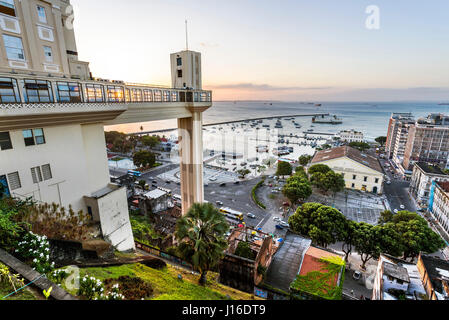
219,183,226,187
353,271,362,281
275,224,284,230
386,180,391,185
273,217,281,222
400,205,405,210
216,201,223,206
247,213,256,219
394,209,399,214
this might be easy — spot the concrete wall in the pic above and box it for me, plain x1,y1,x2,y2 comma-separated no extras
0,123,110,213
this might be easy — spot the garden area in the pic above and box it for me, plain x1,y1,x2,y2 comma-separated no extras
51,262,256,300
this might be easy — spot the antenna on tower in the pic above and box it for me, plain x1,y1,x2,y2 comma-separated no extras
185,19,189,51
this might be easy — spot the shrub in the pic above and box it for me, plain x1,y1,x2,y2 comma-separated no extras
140,257,167,270
15,231,54,274
234,241,257,260
78,275,104,300
104,276,153,300
251,178,266,209
49,268,70,284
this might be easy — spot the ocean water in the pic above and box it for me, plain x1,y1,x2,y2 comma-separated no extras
105,101,448,176
107,101,449,141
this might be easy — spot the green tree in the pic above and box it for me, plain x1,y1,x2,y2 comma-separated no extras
133,150,156,168
390,211,445,261
141,135,160,148
175,203,229,285
276,161,292,176
288,203,347,248
353,222,382,270
295,166,308,179
378,210,394,225
310,170,345,194
339,219,357,262
308,164,332,176
237,169,251,178
282,178,312,205
348,142,370,152
375,136,387,147
234,241,256,260
298,155,313,166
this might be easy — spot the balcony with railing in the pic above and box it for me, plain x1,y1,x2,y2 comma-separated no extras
0,74,212,129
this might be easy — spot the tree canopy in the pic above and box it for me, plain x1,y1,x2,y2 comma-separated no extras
298,155,313,166
310,170,345,194
133,150,156,168
282,177,312,205
175,203,229,285
276,161,293,176
288,203,347,248
348,142,370,152
308,164,332,176
375,136,387,147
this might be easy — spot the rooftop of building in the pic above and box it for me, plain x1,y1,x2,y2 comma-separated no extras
420,254,449,299
377,254,427,300
436,181,449,193
383,262,410,283
311,146,382,173
415,162,448,176
290,246,345,299
416,113,449,126
263,232,312,292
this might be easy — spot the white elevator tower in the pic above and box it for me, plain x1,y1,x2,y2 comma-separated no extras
170,50,202,90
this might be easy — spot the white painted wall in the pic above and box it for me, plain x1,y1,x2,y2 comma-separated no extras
312,157,384,194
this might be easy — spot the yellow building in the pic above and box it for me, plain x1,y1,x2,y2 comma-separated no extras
310,146,384,194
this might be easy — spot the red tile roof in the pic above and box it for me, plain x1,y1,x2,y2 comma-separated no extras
311,146,382,173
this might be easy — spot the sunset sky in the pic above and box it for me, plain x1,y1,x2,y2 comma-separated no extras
72,0,449,101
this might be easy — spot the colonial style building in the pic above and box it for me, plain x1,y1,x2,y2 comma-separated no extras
337,129,364,143
409,162,449,208
310,146,384,194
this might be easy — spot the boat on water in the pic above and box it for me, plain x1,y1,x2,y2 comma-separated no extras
256,145,269,152
312,114,343,124
315,104,322,107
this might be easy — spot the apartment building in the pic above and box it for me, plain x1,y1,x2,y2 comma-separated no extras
429,181,449,238
409,162,449,208
403,114,449,171
337,129,364,143
310,146,384,194
0,0,90,79
385,113,415,160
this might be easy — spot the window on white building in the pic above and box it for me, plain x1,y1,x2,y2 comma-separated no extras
0,131,12,150
37,6,47,23
41,164,52,181
0,0,15,17
22,128,45,146
3,34,24,61
31,166,43,184
43,46,52,62
7,171,20,190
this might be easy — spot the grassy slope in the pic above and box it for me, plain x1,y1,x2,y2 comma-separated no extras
0,282,37,300
75,263,257,300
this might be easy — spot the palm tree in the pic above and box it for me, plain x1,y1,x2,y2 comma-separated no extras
175,203,229,285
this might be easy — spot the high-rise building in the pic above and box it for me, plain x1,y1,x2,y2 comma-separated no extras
0,0,90,79
403,114,449,171
385,113,415,162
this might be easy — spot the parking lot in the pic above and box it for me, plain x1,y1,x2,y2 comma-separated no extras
309,189,387,225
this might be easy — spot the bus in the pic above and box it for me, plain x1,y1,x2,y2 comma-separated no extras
219,207,244,221
127,170,142,177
